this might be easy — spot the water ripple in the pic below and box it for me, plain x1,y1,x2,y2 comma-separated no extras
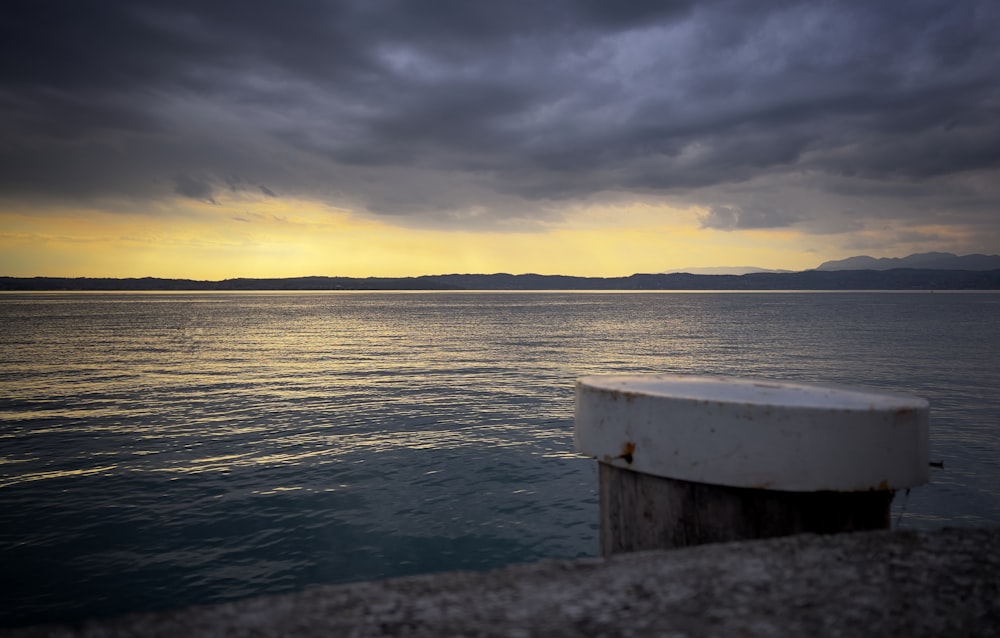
1,291,998,626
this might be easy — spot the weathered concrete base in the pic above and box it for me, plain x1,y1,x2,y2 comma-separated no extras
5,527,998,637
599,463,895,554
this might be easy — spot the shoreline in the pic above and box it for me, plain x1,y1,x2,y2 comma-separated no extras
3,268,1000,291
5,527,998,637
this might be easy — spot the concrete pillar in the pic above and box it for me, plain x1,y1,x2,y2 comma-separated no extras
574,375,930,555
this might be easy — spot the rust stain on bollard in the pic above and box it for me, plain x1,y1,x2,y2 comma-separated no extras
602,441,636,465
619,441,635,464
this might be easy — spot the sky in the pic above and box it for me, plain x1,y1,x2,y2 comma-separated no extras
1,0,999,279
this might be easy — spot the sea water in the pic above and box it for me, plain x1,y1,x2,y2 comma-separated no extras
2,291,999,626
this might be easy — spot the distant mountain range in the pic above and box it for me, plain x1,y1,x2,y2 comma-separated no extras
4,253,1000,291
4,268,1000,291
669,252,1000,275
817,252,1000,271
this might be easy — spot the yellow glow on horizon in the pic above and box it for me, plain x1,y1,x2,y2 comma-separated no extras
0,196,921,279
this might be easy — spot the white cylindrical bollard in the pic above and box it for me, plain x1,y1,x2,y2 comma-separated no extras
574,374,930,554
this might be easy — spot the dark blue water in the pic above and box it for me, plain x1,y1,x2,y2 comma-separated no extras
2,291,999,627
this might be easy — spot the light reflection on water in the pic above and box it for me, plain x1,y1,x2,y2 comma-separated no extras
1,291,999,626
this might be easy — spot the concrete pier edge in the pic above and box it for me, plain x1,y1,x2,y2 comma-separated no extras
5,527,999,637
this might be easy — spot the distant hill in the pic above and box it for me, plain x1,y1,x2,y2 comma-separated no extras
817,252,1000,271
662,266,793,275
4,269,1000,291
0,276,457,291
425,271,1000,290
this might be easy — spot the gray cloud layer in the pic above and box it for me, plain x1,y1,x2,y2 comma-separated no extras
1,0,998,240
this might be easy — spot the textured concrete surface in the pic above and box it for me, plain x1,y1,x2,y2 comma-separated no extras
5,527,998,637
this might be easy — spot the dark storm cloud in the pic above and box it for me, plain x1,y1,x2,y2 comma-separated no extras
700,203,802,231
173,174,216,204
1,0,998,235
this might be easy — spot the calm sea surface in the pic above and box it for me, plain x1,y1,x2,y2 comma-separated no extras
2,291,999,626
